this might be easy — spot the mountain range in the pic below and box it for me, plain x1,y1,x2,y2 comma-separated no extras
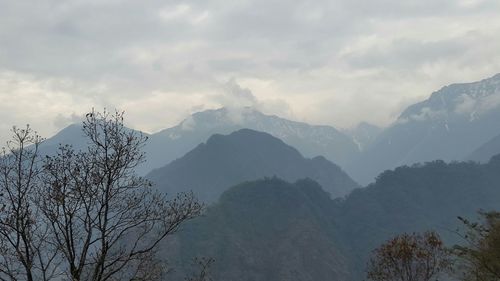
350,73,500,184
145,107,360,176
41,107,360,177
147,129,359,203
41,74,500,186
26,72,500,281
166,154,500,281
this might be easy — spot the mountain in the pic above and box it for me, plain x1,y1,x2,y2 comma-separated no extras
38,124,154,172
342,122,382,151
43,108,360,176
338,155,500,279
166,154,500,280
144,107,360,175
147,129,359,203
39,124,88,154
164,178,350,281
467,133,500,163
351,73,500,184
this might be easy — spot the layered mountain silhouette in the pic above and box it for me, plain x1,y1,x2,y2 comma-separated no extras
351,73,500,184
167,154,500,280
39,73,500,186
147,129,359,203
43,108,359,176
145,107,360,175
19,73,500,281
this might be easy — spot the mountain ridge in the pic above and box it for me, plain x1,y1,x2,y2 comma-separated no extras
147,128,359,203
350,73,500,184
166,154,500,281
146,107,360,175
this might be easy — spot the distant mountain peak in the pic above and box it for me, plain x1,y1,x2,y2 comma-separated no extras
398,73,500,124
352,73,500,184
147,128,359,203
166,107,283,135
149,107,360,173
205,128,298,155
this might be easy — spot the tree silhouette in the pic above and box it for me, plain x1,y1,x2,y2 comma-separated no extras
0,110,203,281
454,211,500,281
367,231,451,281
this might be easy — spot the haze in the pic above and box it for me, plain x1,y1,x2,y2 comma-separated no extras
1,0,500,144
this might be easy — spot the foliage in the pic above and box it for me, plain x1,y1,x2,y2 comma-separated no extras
454,211,500,281
366,231,452,281
170,157,500,281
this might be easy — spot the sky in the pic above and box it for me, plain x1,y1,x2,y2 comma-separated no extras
1,0,500,144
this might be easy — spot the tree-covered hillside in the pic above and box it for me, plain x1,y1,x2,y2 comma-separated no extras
338,155,500,279
165,155,500,280
166,177,350,281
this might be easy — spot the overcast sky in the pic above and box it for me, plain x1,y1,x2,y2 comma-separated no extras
1,0,500,143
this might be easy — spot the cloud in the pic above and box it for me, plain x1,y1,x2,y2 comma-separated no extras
454,94,477,114
411,107,447,121
159,4,210,25
397,107,448,124
53,113,84,129
454,91,500,116
0,71,96,143
214,79,258,109
180,115,196,131
217,79,293,121
0,0,500,142
481,92,500,112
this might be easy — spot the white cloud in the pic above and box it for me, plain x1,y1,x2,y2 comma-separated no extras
159,4,211,25
180,115,196,131
479,92,500,112
53,113,84,129
454,91,500,116
454,94,477,114
159,4,192,21
399,107,447,123
215,79,258,109
0,71,96,143
0,0,500,141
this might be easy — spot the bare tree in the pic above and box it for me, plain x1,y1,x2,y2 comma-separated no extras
185,257,215,281
38,109,202,281
0,126,60,281
366,231,452,281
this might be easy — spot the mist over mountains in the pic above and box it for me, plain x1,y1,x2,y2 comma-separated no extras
467,133,500,163
4,1,500,280
145,107,360,176
13,72,500,280
146,129,359,203
42,73,500,186
164,178,350,281
40,107,362,180
342,122,382,152
165,155,500,281
349,73,500,183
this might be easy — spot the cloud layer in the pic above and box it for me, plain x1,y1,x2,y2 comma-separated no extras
1,0,500,143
